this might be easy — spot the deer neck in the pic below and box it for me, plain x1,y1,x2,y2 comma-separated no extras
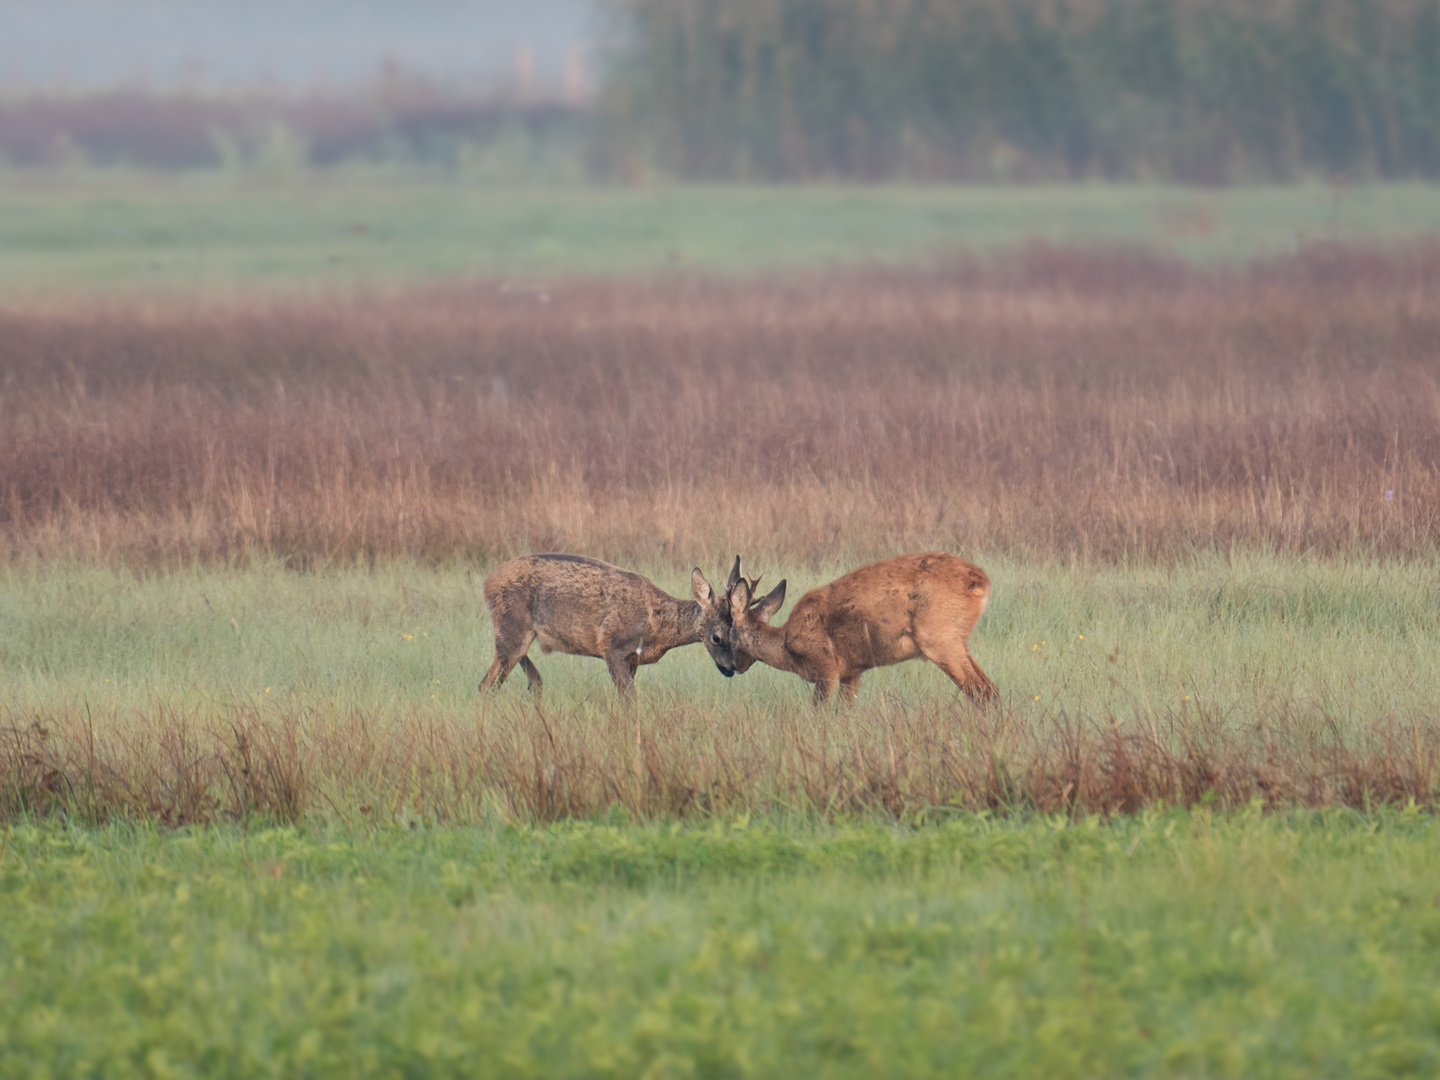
740,620,802,675
668,597,708,648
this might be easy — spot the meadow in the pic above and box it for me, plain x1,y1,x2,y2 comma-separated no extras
6,812,1440,1077
3,202,1440,1073
0,175,1437,290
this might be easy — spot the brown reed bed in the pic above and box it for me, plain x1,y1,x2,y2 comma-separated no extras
5,696,1437,826
3,242,1439,570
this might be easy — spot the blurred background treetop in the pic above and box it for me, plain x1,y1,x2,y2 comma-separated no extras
600,0,1440,183
1,0,1438,183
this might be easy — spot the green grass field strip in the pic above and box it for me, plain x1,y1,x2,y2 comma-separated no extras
0,178,1435,292
4,553,1435,725
3,811,1440,1076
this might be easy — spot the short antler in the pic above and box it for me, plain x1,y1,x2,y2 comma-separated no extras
738,560,764,606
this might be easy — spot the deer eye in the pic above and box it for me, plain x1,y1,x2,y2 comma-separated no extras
711,633,722,644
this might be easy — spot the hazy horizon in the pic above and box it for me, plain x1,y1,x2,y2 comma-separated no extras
1,0,601,94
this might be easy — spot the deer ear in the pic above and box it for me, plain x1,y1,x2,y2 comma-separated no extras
728,577,752,619
756,580,786,622
725,556,741,593
691,568,713,606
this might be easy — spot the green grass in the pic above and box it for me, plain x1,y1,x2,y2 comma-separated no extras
4,811,1440,1077
3,552,1436,726
1,174,1437,292
7,558,1440,1072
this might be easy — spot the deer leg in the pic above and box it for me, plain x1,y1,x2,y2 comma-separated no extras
605,649,638,699
811,670,840,707
479,631,535,693
963,650,999,703
929,648,998,705
517,655,544,693
838,673,862,703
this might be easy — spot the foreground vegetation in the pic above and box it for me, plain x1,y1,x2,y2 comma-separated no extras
5,812,1440,1077
0,178,1436,290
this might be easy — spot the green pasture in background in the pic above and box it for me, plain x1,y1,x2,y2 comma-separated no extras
2,553,1437,728
0,176,1434,292
4,812,1440,1076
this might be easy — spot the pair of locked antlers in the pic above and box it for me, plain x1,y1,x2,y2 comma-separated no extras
723,556,765,609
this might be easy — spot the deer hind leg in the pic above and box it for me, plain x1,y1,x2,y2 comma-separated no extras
961,649,998,703
926,646,997,704
517,656,544,693
915,618,997,705
479,629,536,693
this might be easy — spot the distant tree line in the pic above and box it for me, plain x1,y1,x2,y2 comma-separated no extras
596,0,1440,182
0,86,585,179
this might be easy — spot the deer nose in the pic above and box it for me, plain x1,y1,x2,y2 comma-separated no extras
718,663,735,677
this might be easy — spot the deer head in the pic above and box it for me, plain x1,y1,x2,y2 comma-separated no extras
724,559,787,672
690,557,744,676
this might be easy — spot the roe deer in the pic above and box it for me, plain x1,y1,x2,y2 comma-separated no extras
726,553,998,706
479,554,742,698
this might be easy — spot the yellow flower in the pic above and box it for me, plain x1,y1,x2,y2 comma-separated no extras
265,687,270,693
1078,635,1084,640
403,634,413,641
1034,695,1040,701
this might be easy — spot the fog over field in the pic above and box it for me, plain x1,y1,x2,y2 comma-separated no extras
2,0,598,92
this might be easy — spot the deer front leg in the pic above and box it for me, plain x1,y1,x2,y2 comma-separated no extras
839,673,862,703
605,648,638,699
810,664,841,706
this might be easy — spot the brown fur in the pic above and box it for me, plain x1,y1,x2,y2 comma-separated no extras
728,552,998,706
479,554,740,698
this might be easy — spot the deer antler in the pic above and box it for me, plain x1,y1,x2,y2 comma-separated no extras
738,562,764,606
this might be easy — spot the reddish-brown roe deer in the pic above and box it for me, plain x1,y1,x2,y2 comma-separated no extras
727,552,997,706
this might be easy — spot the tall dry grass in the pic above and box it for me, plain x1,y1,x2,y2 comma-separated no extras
4,243,1439,569
7,697,1438,825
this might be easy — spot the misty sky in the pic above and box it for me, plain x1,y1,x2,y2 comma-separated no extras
1,0,602,93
